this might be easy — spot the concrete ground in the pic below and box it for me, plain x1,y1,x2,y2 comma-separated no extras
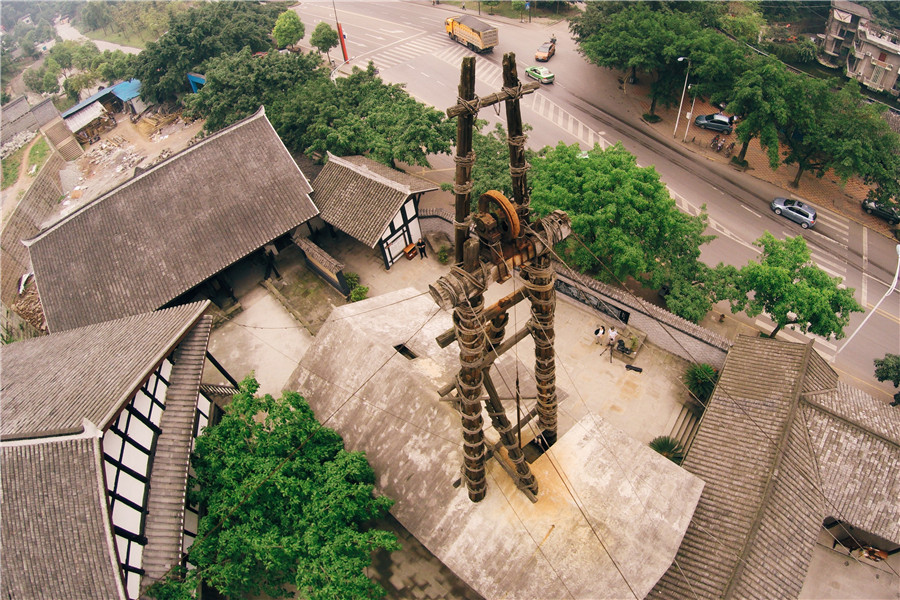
204,227,897,599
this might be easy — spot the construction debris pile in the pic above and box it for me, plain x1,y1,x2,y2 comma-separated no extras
1,131,37,159
82,136,143,174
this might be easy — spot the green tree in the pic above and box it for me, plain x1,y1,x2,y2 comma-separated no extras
271,64,455,168
310,21,339,64
134,2,282,103
575,4,700,116
715,232,863,339
777,77,894,189
529,142,716,321
184,47,322,133
81,1,113,33
273,9,305,50
727,57,790,166
873,354,900,405
147,376,398,600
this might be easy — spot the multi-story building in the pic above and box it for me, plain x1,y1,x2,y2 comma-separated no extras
818,0,872,68
818,0,900,98
850,19,900,96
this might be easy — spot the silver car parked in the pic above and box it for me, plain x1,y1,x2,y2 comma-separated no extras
771,197,816,229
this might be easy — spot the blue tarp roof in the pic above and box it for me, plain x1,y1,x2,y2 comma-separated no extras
61,79,141,118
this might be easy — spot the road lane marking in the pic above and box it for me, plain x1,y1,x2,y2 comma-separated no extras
741,204,761,217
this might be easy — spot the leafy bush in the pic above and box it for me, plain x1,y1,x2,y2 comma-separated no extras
344,271,360,289
349,285,369,302
649,436,685,464
683,363,719,405
437,245,450,264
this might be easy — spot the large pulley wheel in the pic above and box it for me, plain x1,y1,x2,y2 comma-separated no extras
478,190,520,242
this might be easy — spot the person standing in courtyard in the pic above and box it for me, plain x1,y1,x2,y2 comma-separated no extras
416,238,427,259
594,325,606,345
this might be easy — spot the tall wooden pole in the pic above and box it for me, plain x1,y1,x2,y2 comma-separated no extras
484,312,539,496
501,53,529,218
524,254,558,447
453,57,476,265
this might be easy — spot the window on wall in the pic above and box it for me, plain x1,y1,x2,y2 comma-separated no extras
102,355,173,600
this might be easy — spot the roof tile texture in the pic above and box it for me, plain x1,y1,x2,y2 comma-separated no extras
312,153,436,248
28,108,317,332
140,316,213,595
1,302,207,440
1,437,126,600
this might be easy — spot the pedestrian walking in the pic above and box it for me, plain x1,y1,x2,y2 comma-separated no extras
607,327,618,362
263,243,281,280
593,325,605,344
416,238,427,259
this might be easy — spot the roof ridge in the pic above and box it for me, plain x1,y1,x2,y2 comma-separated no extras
803,388,900,448
326,152,412,195
722,339,815,598
26,107,269,245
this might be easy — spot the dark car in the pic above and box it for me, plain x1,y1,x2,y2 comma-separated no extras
535,41,556,62
771,197,816,229
862,198,900,225
694,113,733,134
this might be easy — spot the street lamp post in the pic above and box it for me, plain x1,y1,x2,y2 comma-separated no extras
837,244,900,354
683,86,696,143
673,56,691,138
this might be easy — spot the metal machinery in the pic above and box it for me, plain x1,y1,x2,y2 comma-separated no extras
430,54,571,502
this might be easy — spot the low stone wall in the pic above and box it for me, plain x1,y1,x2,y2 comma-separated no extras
1,151,66,307
554,264,730,368
416,208,730,367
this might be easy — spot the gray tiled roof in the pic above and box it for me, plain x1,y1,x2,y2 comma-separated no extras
650,336,900,599
312,153,437,248
140,316,213,595
1,301,209,441
26,107,317,332
804,383,900,544
1,436,127,600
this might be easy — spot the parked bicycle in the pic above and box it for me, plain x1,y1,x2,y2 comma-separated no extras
714,137,726,152
723,141,735,157
710,134,721,149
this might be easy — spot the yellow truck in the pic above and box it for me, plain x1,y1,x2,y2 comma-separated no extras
445,15,498,53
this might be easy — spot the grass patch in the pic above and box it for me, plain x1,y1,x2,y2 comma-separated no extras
1,144,27,191
84,29,148,51
27,136,51,174
53,95,77,113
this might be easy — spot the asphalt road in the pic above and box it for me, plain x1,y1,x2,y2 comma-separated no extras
295,1,899,400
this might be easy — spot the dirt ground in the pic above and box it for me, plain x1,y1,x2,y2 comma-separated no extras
71,111,205,206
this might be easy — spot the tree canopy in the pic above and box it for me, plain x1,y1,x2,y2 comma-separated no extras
270,64,455,167
147,376,398,600
874,353,900,405
133,2,282,103
273,10,305,50
529,142,716,322
183,48,322,133
714,232,863,339
310,21,340,63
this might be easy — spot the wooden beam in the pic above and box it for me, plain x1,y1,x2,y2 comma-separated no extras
446,80,540,118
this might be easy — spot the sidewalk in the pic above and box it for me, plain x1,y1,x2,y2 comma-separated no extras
623,78,895,239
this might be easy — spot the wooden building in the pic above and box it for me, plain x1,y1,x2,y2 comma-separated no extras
311,153,437,270
650,335,900,599
26,107,317,332
0,301,238,599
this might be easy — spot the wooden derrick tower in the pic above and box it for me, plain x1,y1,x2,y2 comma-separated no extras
429,54,571,503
